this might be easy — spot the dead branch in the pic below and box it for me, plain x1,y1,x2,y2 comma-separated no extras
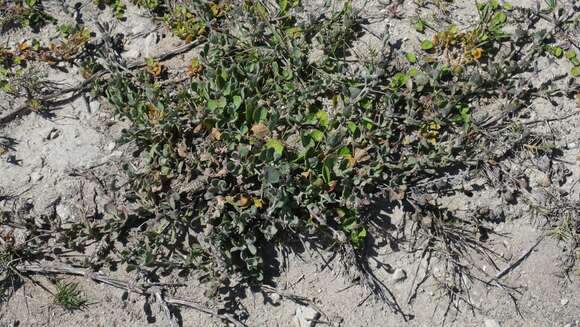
491,236,544,281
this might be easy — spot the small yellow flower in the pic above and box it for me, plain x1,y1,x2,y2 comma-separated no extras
471,47,484,60
17,41,30,52
253,198,263,208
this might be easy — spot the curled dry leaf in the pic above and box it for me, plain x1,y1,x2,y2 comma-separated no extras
251,123,270,138
354,147,370,163
211,127,222,140
345,147,371,167
177,142,188,158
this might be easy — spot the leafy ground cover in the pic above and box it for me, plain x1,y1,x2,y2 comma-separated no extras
0,0,579,325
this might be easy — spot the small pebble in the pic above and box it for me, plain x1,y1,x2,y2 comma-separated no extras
106,141,116,152
536,156,551,172
392,268,407,282
269,293,281,304
538,174,551,187
89,101,101,112
561,298,569,306
125,47,141,59
294,305,320,327
484,319,501,327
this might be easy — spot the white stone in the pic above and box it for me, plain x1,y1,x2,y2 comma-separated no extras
392,268,407,282
125,47,141,59
143,32,158,57
89,100,101,112
106,141,116,152
294,305,320,327
269,293,281,304
56,204,74,223
484,319,501,327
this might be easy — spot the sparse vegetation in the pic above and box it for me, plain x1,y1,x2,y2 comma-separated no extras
0,0,54,32
94,0,127,20
53,281,87,312
0,0,578,325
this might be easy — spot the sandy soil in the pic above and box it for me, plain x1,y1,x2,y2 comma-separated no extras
0,1,578,326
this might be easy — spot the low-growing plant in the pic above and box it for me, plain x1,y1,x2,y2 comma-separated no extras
94,0,126,20
0,27,93,96
53,281,87,312
163,3,207,41
100,0,578,292
0,0,55,33
132,0,161,11
0,0,577,323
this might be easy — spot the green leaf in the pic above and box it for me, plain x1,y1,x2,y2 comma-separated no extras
279,0,288,14
265,166,281,183
266,138,284,156
207,99,218,110
322,157,336,183
405,52,417,63
253,107,268,123
286,27,302,38
233,95,242,109
358,228,367,239
551,46,563,58
571,57,580,66
565,50,576,60
247,243,257,255
415,19,425,33
310,129,324,142
571,67,580,77
315,110,330,128
390,72,410,88
338,146,351,157
420,40,434,50
492,12,507,25
207,97,227,110
347,122,358,134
